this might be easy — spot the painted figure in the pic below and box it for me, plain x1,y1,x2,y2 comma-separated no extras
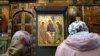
47,20,56,44
47,20,56,33
56,22,62,43
39,22,48,44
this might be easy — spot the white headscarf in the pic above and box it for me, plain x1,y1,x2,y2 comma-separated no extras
68,21,88,35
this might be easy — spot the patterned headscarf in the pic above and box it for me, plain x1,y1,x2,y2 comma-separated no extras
68,21,88,35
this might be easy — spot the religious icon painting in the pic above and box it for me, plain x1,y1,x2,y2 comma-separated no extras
68,6,83,23
38,14,64,46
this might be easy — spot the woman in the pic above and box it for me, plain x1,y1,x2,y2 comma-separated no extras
2,30,32,56
55,20,100,56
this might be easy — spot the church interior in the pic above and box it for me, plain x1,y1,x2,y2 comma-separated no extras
0,0,100,56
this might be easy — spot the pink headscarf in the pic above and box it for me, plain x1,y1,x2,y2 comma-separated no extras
12,30,32,46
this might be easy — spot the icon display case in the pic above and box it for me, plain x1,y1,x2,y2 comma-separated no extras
34,6,67,46
38,14,64,46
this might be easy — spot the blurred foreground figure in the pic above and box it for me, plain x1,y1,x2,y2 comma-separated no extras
1,31,32,56
55,21,100,56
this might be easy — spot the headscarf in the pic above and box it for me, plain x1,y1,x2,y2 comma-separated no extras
68,21,88,35
11,30,32,46
10,30,32,56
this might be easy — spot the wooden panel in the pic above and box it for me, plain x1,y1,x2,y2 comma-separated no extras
0,5,9,33
84,6,100,33
25,25,32,34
